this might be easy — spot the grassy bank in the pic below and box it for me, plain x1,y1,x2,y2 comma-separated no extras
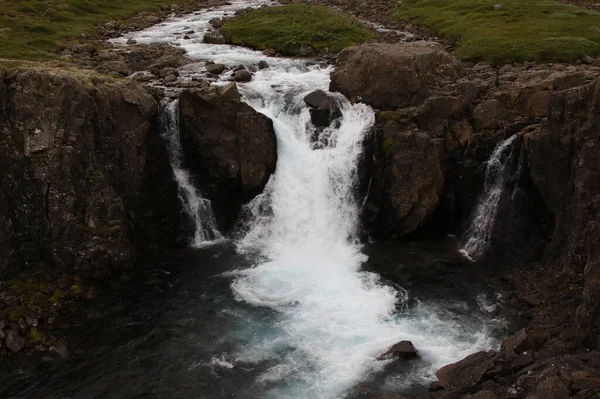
396,0,600,64
220,4,374,55
0,0,193,60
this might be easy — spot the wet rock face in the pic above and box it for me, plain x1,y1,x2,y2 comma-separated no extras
330,42,459,110
178,83,277,231
303,89,342,128
0,67,182,280
524,78,600,341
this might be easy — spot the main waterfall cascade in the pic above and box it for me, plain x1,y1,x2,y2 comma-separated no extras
116,1,501,398
460,135,518,261
161,99,222,246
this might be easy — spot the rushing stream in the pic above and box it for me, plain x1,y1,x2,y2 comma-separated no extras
0,2,506,398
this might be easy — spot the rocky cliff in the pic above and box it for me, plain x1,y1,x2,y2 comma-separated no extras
331,42,600,398
0,66,184,281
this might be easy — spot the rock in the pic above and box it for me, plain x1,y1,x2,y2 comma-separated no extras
220,82,241,101
126,38,137,45
466,391,498,399
234,69,252,82
257,60,269,70
330,42,459,110
435,351,495,391
204,32,227,44
263,48,277,57
178,87,277,230
206,63,226,75
209,18,223,28
5,330,24,353
501,328,529,353
379,340,419,360
303,90,342,128
535,376,569,399
570,370,600,390
581,55,594,64
164,74,177,82
159,67,178,78
365,128,444,237
493,3,503,9
57,275,73,290
472,99,506,130
0,67,182,279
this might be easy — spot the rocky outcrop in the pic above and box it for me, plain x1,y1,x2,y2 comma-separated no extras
334,42,599,256
330,42,460,110
178,83,277,231
0,66,182,280
523,78,600,343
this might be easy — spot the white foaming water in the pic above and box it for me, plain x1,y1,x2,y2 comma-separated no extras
117,1,499,397
460,135,518,261
161,99,222,246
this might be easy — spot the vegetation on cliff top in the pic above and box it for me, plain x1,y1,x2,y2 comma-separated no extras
220,4,374,55
0,0,191,60
396,0,600,64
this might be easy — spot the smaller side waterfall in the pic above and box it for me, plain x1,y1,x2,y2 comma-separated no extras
460,135,518,261
161,99,222,246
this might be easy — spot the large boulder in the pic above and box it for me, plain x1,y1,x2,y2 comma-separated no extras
330,42,459,110
304,89,342,128
0,67,182,280
435,351,495,391
179,83,277,230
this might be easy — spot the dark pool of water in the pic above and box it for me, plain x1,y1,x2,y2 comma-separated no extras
0,238,508,399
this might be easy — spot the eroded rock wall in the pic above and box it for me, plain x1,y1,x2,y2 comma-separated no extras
0,66,182,280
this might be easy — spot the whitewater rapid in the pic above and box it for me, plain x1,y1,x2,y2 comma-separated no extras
115,1,500,397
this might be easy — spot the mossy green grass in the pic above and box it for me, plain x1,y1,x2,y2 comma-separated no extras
220,4,374,55
396,0,600,64
0,0,190,60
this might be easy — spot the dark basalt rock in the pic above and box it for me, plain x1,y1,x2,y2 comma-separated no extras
234,68,252,82
178,83,277,231
303,89,342,128
379,340,419,360
0,67,182,280
206,63,226,75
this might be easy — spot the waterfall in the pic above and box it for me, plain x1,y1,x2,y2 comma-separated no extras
118,2,499,397
460,135,518,261
160,99,222,246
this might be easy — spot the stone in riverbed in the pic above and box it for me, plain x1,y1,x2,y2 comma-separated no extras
257,60,269,70
234,69,252,82
209,18,223,28
206,63,226,75
204,32,227,44
303,89,342,128
5,330,24,353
